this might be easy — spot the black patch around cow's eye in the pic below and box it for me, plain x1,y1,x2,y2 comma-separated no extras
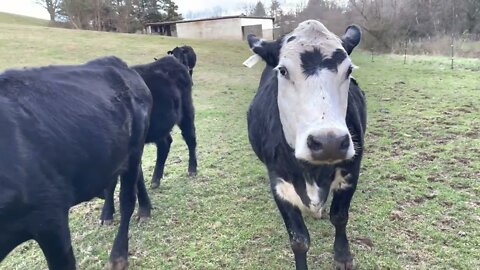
346,66,353,79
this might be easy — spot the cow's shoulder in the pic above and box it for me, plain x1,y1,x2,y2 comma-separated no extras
135,56,191,87
85,56,129,69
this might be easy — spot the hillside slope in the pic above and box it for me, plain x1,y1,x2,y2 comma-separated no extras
0,11,49,26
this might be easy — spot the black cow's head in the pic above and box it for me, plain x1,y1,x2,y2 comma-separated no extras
248,20,361,164
168,46,190,71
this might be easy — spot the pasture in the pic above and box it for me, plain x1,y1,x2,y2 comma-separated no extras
0,17,479,270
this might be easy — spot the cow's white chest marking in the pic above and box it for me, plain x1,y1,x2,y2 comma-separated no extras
275,178,325,218
274,169,352,218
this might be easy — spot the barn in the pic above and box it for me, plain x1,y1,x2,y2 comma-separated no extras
145,15,275,40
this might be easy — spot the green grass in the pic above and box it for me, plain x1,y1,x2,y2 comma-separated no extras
0,22,479,270
0,12,49,27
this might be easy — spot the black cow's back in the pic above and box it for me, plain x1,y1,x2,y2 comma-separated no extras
0,56,151,211
132,56,192,143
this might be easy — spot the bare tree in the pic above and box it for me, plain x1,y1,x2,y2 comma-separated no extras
35,0,61,22
460,0,480,34
238,2,255,15
347,0,403,49
269,0,282,20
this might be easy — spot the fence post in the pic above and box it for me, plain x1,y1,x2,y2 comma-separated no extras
451,40,454,70
371,47,374,62
404,41,407,64
451,0,455,70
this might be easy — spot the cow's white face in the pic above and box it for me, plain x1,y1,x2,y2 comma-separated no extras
248,20,362,164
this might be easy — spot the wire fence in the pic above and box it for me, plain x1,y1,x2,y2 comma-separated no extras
368,36,480,70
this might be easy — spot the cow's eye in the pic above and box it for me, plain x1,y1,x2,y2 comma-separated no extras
346,66,353,79
278,66,288,77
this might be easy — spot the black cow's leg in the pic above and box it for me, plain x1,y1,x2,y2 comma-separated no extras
108,158,140,270
150,135,172,189
36,210,76,270
0,233,29,261
269,171,310,270
330,168,359,270
179,110,197,177
136,167,152,222
100,179,118,225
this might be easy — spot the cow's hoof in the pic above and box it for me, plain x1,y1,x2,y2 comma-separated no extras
137,208,151,223
137,216,150,224
320,208,329,219
108,257,128,270
100,219,114,226
188,171,197,177
335,259,355,270
150,182,160,189
311,207,328,220
138,215,150,224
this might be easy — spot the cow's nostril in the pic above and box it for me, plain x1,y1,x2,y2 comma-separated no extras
307,135,323,151
339,135,350,151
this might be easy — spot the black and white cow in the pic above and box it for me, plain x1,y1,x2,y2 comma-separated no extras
167,45,197,78
99,55,197,224
0,56,152,269
246,20,366,269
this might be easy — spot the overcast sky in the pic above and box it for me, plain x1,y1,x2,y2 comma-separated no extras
0,0,305,20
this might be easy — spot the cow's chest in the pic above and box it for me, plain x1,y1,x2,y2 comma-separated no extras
273,168,351,218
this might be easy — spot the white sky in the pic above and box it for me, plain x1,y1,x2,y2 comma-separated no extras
0,0,306,20
0,0,50,19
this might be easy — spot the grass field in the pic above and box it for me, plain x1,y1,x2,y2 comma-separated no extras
0,15,479,270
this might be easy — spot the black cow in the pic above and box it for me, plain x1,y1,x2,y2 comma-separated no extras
99,55,196,224
0,56,152,269
135,55,197,187
167,45,197,78
246,20,366,269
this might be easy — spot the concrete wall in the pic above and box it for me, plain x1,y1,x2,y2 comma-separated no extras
176,18,242,40
174,18,275,40
242,24,263,40
239,18,274,40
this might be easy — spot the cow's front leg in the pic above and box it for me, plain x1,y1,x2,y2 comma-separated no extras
330,169,358,270
269,171,310,270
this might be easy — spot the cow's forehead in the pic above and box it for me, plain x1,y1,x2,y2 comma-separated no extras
279,20,347,67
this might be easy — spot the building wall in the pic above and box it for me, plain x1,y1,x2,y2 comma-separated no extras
176,18,242,40
239,18,274,40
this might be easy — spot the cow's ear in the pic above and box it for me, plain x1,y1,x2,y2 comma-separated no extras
247,34,281,67
167,51,173,55
341,25,361,55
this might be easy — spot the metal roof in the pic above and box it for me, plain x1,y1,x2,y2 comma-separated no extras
145,15,274,26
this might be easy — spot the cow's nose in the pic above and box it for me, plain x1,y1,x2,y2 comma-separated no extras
307,133,350,162
307,134,323,151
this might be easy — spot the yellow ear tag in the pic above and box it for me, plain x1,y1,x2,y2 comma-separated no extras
242,54,262,68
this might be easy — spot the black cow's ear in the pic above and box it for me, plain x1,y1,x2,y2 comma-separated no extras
247,34,281,67
341,25,362,55
167,51,173,55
